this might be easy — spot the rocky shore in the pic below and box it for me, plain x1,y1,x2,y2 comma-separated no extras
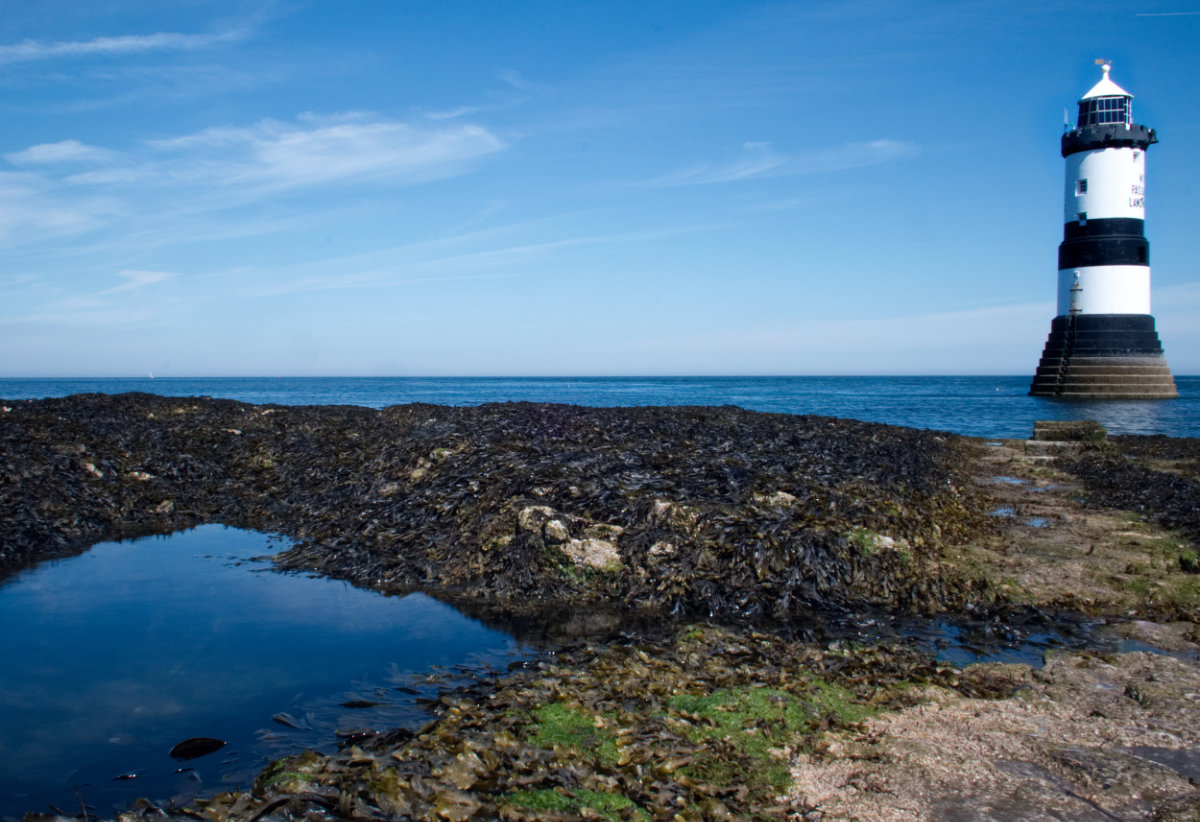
4,393,1199,820
0,393,988,618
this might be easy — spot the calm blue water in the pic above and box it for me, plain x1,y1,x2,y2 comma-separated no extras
2,375,1198,438
0,525,526,820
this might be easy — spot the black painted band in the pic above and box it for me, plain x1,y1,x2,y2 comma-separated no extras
1061,123,1157,157
1038,313,1166,357
1061,218,1144,240
1059,236,1149,269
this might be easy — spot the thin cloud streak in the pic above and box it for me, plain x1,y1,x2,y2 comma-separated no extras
0,29,247,65
123,116,503,192
644,142,785,186
238,223,728,298
5,140,120,166
101,270,175,295
642,139,914,186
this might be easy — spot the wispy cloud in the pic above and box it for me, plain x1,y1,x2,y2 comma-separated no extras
0,29,247,65
0,171,117,244
5,140,120,166
642,139,914,187
426,104,502,121
497,68,532,90
644,142,786,186
102,269,176,295
223,221,727,299
786,139,915,174
141,114,505,191
0,112,506,252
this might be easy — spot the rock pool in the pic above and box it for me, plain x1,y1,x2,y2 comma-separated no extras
0,525,528,819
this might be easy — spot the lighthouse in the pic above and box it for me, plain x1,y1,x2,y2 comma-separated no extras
1029,64,1177,398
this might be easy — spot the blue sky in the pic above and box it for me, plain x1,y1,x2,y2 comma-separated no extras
1,1,1197,377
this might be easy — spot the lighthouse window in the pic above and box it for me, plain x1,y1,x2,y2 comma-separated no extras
1076,212,1087,226
1078,96,1130,126
1076,179,1087,194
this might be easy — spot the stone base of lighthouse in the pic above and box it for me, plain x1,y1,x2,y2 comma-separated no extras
1029,314,1178,399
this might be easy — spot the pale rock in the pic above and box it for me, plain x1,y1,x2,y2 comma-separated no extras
517,505,555,532
583,523,624,541
544,519,570,544
562,538,622,570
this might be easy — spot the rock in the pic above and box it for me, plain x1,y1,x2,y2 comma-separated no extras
560,537,621,570
517,505,555,533
1110,621,1200,654
168,737,226,760
543,518,569,544
754,491,797,507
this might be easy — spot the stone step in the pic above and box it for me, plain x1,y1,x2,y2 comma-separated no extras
1031,420,1106,441
1029,351,1179,398
1024,439,1083,456
1058,376,1179,386
1067,356,1174,366
1030,386,1179,399
1028,377,1179,387
1053,393,1178,400
1035,363,1175,376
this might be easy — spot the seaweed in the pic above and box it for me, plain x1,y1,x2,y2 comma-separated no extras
0,394,989,619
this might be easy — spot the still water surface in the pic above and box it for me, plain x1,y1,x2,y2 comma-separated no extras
2,375,1198,438
0,525,527,819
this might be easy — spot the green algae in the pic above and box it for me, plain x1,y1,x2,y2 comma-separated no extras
503,787,648,820
525,702,619,766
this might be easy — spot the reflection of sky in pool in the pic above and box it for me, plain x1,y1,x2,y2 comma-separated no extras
0,525,527,819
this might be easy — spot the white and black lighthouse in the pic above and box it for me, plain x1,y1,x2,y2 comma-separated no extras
1030,64,1177,398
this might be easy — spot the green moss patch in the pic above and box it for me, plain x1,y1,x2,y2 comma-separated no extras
669,679,874,798
526,702,619,765
504,788,647,820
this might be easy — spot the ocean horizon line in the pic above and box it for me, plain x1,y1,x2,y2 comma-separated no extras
3,373,1062,381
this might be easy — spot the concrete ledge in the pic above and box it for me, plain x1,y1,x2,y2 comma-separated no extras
1029,354,1178,399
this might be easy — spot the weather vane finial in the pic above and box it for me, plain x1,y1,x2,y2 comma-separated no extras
1095,58,1111,75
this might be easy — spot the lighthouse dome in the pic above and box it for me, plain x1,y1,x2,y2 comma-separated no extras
1080,64,1132,101
1077,65,1131,127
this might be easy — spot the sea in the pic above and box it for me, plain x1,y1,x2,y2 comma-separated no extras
2,375,1197,439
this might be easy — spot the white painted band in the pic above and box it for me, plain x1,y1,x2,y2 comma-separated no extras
1064,147,1146,222
1057,265,1151,316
